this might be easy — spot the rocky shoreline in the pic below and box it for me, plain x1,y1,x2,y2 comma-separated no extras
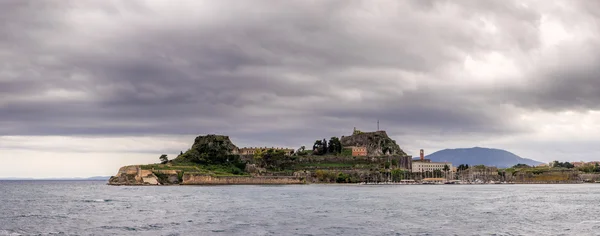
108,165,306,185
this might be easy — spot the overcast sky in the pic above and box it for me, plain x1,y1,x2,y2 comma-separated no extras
2,0,600,178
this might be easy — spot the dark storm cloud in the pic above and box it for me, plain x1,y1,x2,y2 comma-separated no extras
504,41,600,111
1,0,600,146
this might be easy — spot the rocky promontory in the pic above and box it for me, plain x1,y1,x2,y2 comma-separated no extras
109,131,414,185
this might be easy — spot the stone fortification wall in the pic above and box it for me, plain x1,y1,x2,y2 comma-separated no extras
509,171,581,184
578,173,600,182
153,170,180,175
182,174,305,185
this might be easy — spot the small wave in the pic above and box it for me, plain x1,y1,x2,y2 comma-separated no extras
99,226,137,231
0,230,23,236
83,199,113,203
579,220,600,224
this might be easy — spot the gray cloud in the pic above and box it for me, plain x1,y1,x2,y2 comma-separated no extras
1,0,600,150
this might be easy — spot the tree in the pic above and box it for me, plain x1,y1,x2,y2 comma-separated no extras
159,154,169,164
512,163,531,168
564,162,575,169
263,149,286,169
313,140,323,155
457,164,469,171
551,161,574,169
295,146,309,156
253,148,265,164
322,139,328,155
328,137,342,154
179,137,240,165
254,148,287,170
443,164,450,179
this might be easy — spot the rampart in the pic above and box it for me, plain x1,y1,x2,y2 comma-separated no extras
182,174,305,185
509,171,581,184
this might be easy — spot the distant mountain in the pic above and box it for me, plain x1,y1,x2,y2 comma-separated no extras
415,147,543,168
84,176,111,181
0,176,111,181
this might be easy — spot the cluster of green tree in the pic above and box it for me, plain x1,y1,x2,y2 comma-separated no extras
551,161,575,168
419,170,445,178
512,163,531,168
578,163,600,173
456,164,470,171
340,148,353,157
314,170,339,182
253,148,293,170
174,139,246,174
312,137,342,155
159,154,169,164
295,146,309,156
391,169,411,181
335,172,359,183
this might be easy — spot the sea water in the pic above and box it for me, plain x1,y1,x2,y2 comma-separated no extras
1,181,600,235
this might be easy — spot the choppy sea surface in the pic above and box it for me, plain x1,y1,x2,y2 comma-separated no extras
1,181,600,235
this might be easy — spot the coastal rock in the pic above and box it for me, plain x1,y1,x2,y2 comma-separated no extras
340,130,407,156
108,166,161,185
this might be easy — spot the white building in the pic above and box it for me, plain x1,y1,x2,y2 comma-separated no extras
412,161,453,173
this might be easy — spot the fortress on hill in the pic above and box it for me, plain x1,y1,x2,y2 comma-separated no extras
229,128,409,158
109,128,416,185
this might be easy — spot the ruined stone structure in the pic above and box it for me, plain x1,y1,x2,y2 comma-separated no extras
238,147,294,156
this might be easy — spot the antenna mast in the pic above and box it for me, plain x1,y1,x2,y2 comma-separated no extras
377,120,379,131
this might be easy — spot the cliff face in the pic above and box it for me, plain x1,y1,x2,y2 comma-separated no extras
108,166,181,185
340,130,407,156
192,134,239,152
108,166,159,185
